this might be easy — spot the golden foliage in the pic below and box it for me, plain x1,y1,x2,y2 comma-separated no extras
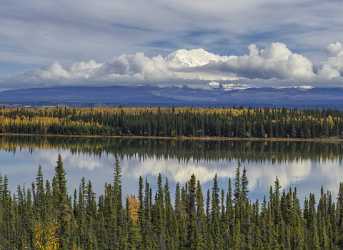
128,195,140,224
34,222,60,250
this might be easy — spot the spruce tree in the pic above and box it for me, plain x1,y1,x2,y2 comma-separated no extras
53,154,72,249
186,174,197,249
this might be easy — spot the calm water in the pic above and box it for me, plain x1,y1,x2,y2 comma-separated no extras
1,136,343,201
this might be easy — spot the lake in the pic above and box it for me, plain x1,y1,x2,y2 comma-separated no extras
0,135,343,201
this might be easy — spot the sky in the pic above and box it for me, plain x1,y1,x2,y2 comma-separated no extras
1,0,343,89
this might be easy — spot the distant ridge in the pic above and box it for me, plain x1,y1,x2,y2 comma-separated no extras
1,85,343,108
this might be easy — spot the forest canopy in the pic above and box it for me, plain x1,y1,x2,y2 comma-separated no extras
0,107,343,138
1,157,343,249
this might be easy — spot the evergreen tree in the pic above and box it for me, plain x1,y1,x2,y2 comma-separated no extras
53,155,72,249
1,157,343,249
186,174,197,249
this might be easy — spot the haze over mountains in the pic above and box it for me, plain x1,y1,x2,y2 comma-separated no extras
1,85,343,108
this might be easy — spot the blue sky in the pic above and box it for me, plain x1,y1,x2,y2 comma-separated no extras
1,0,343,89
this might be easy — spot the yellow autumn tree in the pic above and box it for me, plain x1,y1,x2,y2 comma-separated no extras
34,222,60,250
127,195,140,224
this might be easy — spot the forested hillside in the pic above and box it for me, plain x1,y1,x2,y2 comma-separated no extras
1,107,343,138
1,157,343,249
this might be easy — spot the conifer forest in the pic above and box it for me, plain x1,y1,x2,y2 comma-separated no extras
1,156,343,249
1,107,343,249
1,107,343,138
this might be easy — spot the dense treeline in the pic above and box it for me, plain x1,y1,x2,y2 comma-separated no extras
1,135,343,163
1,157,343,249
1,107,343,138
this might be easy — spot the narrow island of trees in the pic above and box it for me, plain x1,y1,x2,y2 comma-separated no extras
1,156,343,249
1,107,343,138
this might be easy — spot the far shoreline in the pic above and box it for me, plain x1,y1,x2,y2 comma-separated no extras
1,133,343,144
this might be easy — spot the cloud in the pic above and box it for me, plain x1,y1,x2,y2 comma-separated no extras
4,144,343,200
8,42,343,89
327,42,343,56
318,42,343,79
36,60,102,80
1,0,343,83
203,43,315,80
34,149,106,171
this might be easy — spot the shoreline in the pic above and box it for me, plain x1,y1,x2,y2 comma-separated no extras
0,133,343,143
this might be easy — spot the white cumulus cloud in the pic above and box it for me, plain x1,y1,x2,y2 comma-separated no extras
206,43,316,80
318,42,343,80
7,42,343,89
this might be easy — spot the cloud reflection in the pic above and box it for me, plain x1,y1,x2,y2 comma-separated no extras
0,145,343,201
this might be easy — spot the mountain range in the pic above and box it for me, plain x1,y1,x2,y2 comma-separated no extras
1,85,343,108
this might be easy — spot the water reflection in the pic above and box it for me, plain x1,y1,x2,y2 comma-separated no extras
0,136,343,201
